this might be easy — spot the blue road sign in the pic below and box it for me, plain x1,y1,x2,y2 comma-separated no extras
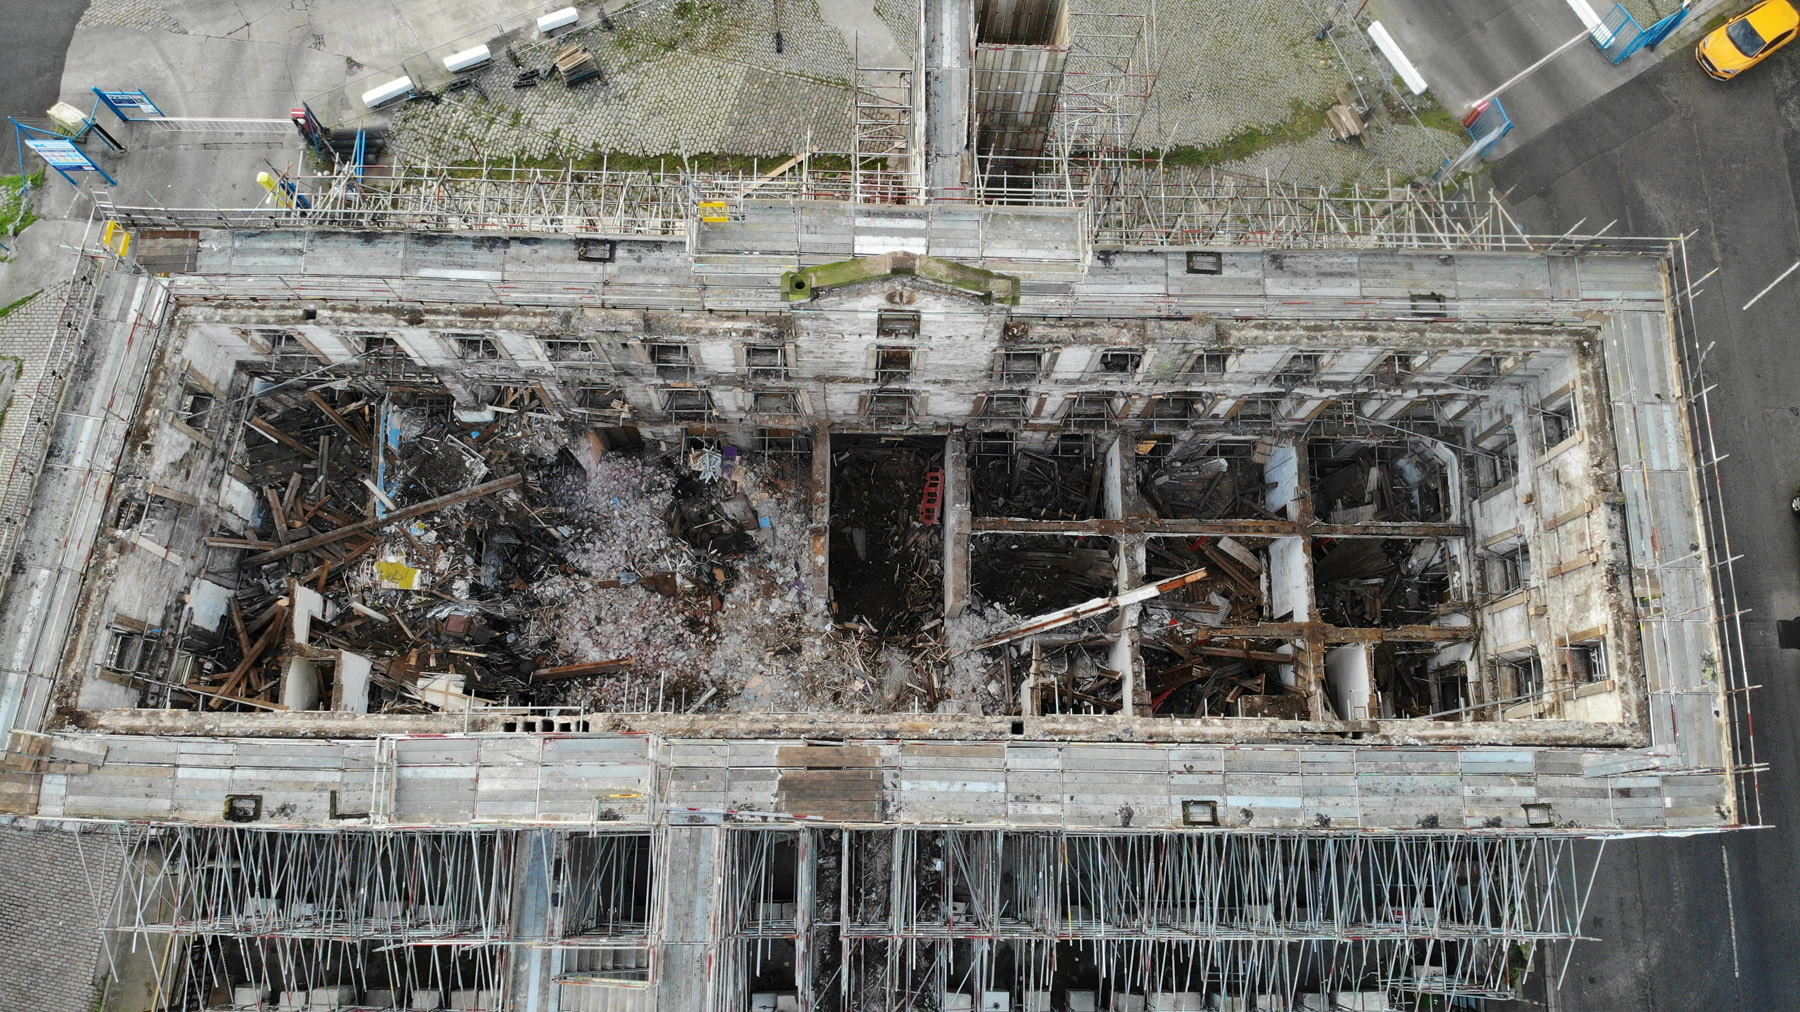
93,88,163,122
24,138,96,169
13,121,118,187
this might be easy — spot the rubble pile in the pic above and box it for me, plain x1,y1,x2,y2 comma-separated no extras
971,440,1103,519
180,385,1025,717
1141,441,1275,520
524,450,856,714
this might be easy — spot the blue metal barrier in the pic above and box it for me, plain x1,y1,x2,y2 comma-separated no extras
1466,98,1515,157
91,88,163,123
1433,98,1515,180
1628,3,1692,56
1593,3,1644,64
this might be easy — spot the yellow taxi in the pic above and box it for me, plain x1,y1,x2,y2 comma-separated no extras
1698,0,1800,79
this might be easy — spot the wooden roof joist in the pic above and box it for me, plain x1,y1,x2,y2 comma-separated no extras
244,474,524,565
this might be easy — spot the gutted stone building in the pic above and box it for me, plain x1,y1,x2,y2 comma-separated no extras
0,2,1755,1010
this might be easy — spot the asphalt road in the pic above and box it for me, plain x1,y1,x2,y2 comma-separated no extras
0,0,89,176
1493,37,1800,1011
1372,0,1661,154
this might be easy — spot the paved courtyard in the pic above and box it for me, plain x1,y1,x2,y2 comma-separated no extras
0,825,124,1012
353,0,1466,187
16,0,1476,200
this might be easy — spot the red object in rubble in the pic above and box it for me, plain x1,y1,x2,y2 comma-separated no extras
919,469,945,525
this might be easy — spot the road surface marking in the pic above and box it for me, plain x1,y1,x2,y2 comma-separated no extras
1722,843,1742,978
1743,259,1800,310
1566,0,1603,31
1368,22,1428,94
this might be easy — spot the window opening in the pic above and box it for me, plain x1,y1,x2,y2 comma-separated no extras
1097,349,1142,374
875,346,915,385
746,345,789,382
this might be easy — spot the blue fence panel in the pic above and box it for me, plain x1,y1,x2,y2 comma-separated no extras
1592,3,1644,64
91,88,162,122
1432,98,1515,180
1634,4,1692,52
1468,99,1515,158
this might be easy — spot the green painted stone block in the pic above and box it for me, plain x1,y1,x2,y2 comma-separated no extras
780,252,1021,305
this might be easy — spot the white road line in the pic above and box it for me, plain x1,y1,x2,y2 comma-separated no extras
1722,842,1743,978
1565,0,1604,33
1743,259,1800,310
1562,0,1605,31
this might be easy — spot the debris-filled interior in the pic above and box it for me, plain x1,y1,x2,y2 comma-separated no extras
80,313,1626,732
111,372,1500,724
169,381,859,716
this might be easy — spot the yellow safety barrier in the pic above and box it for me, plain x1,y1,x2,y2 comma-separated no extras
101,219,132,258
256,170,293,209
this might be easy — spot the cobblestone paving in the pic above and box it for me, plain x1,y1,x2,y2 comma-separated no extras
390,0,858,162
1134,0,1353,151
0,284,68,465
1132,1,1463,187
0,825,124,1012
1631,0,1686,22
380,0,1464,189
71,0,1470,191
76,0,188,35
872,0,922,57
1212,122,1459,190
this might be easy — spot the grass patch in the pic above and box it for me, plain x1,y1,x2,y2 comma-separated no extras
0,171,45,238
612,0,754,58
1408,98,1465,136
0,290,40,321
1155,102,1332,169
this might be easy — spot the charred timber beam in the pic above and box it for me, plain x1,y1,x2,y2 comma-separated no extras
533,657,634,680
1191,644,1296,664
247,416,319,460
209,602,288,708
305,391,372,448
961,568,1207,653
244,474,524,565
969,518,1465,538
1178,622,1477,642
1322,624,1478,643
264,487,290,545
205,537,276,550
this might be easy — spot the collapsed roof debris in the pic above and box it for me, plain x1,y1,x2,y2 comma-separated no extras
172,385,1073,719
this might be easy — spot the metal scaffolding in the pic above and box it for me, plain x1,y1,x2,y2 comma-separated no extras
100,825,1595,1010
1091,165,1546,251
717,827,1596,1012
967,0,1154,210
104,827,519,1009
99,826,661,1011
82,6,1617,258
1052,0,1157,231
1670,235,1763,825
852,65,922,205
92,163,1637,257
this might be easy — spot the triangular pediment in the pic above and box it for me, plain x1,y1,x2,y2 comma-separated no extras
780,252,1021,305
